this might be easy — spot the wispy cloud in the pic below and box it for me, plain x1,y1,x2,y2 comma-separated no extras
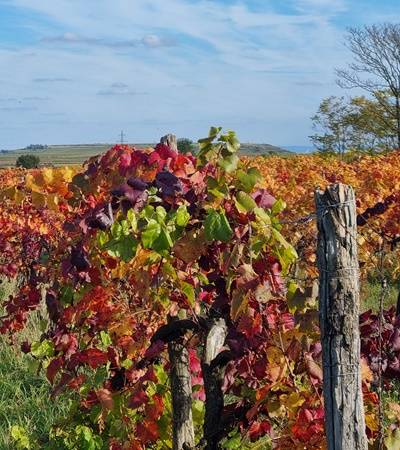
23,96,50,101
0,106,37,111
0,97,18,102
295,80,329,86
33,77,72,83
41,32,176,49
96,82,148,96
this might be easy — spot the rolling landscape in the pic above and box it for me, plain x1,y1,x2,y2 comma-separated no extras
0,142,292,168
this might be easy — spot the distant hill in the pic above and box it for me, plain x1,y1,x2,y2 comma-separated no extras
0,142,293,168
281,145,314,153
239,143,293,156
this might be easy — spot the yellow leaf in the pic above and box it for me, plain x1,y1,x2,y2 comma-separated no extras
385,428,400,449
109,317,134,337
360,358,373,384
286,392,305,409
39,223,49,235
59,166,75,183
365,413,379,433
230,288,249,322
14,190,25,205
0,186,16,200
47,193,59,211
42,168,54,185
266,397,285,418
31,191,46,208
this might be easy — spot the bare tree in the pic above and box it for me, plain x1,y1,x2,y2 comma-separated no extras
336,24,400,149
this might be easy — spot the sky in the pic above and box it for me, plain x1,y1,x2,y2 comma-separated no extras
0,0,400,149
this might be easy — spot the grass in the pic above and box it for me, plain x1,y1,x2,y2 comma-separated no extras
0,278,69,449
360,279,398,312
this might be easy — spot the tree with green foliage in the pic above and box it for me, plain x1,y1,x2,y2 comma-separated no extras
16,154,40,169
310,96,357,155
177,138,195,154
310,93,397,154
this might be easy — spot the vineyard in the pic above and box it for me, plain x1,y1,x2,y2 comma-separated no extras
1,129,400,449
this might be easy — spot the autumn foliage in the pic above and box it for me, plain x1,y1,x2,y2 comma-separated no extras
1,133,400,448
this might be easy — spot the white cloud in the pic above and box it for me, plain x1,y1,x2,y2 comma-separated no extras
41,32,176,48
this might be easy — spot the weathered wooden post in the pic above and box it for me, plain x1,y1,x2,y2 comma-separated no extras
315,183,367,450
160,133,178,152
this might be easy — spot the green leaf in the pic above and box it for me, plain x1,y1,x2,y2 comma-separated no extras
152,228,174,252
31,339,54,358
96,230,109,247
181,281,195,306
176,205,190,227
162,261,178,280
271,228,291,248
105,235,138,262
254,207,271,223
126,209,137,232
223,433,242,449
155,206,167,224
120,219,130,236
141,219,161,248
281,245,298,270
237,167,261,193
99,331,112,348
192,399,205,424
141,205,155,221
271,198,286,215
75,425,103,450
205,210,232,242
207,176,227,199
121,359,133,369
235,191,257,212
154,363,169,385
110,222,122,240
60,285,74,305
209,126,222,138
10,425,30,449
219,154,239,173
27,359,40,374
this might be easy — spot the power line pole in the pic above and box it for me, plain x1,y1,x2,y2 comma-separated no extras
119,130,126,144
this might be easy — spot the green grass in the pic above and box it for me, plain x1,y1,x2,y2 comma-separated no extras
0,279,69,449
360,280,398,312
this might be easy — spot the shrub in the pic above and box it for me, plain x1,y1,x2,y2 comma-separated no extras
177,138,194,154
16,154,40,169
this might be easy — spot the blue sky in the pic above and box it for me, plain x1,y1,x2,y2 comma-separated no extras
0,0,399,149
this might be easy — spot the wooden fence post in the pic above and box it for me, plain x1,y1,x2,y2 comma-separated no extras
160,133,178,152
315,183,367,450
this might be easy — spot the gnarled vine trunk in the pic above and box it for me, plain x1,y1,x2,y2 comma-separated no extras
168,336,195,450
202,318,228,450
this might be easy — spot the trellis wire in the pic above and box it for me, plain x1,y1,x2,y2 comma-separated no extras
277,200,395,447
